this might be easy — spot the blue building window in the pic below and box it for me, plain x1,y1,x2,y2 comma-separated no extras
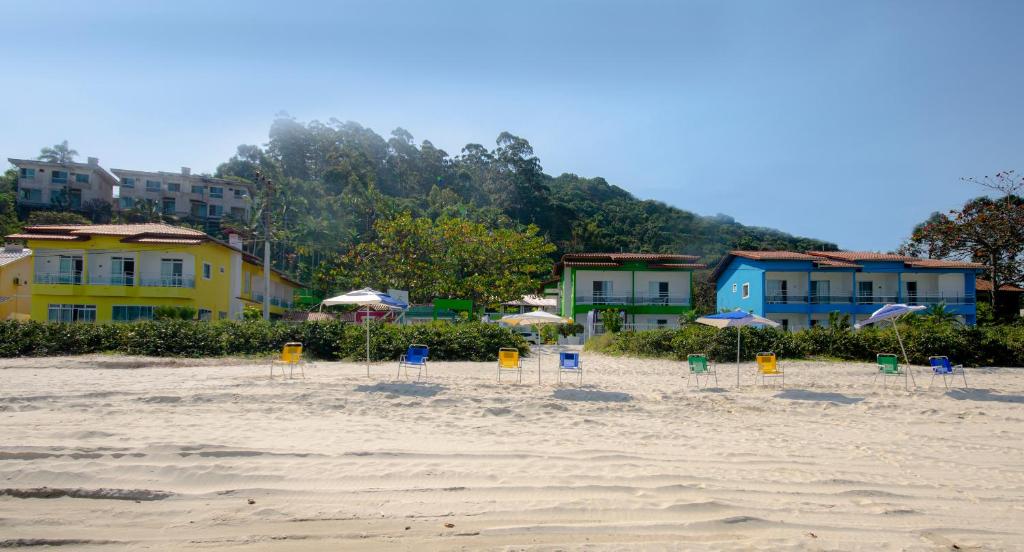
51,171,68,184
75,173,89,184
146,180,161,192
209,186,223,199
19,168,35,180
121,177,135,188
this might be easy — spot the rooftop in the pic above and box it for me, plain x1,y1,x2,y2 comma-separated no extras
6,224,303,287
555,252,706,275
712,250,985,280
0,246,31,268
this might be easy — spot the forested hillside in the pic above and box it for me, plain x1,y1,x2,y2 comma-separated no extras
211,116,836,292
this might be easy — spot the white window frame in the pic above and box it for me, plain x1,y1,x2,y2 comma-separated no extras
732,283,738,293
202,262,212,280
742,283,750,299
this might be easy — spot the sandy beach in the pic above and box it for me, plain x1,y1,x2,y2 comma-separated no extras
1,351,1023,550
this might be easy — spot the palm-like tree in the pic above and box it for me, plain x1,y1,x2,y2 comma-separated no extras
126,199,163,223
38,140,79,164
923,302,959,325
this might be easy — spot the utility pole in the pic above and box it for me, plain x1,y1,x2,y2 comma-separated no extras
256,170,273,321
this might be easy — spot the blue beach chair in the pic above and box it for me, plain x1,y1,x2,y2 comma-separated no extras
928,356,968,390
558,352,583,385
397,344,429,380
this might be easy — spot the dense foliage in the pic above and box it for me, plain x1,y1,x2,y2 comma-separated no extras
337,213,556,304
208,116,836,293
0,320,527,361
587,321,1024,367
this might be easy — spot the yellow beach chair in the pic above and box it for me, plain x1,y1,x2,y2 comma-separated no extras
756,351,784,387
497,348,523,383
271,342,306,379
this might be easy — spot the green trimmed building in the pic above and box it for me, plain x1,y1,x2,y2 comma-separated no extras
554,253,705,331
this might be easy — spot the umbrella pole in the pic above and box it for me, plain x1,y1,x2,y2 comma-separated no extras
891,318,914,390
736,327,741,388
365,306,371,377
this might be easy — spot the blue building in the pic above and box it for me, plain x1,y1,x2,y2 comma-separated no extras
712,251,984,330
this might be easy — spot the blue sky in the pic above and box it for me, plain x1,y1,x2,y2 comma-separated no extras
2,0,1021,251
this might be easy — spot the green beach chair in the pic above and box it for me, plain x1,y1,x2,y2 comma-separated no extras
873,353,902,388
687,354,718,389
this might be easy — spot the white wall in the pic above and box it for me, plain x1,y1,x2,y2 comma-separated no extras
767,314,808,332
634,271,690,299
809,272,854,296
574,270,632,299
765,271,808,296
938,273,964,297
137,251,195,279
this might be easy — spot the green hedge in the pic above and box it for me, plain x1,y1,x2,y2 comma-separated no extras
592,322,1024,367
0,320,527,361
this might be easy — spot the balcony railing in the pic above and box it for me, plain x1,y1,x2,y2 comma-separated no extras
576,294,691,306
35,272,83,285
856,295,899,304
810,295,854,304
905,295,976,305
766,294,808,304
87,274,135,286
139,276,195,289
633,295,691,306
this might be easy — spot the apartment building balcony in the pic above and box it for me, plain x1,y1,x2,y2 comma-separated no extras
33,272,195,298
901,294,976,306
575,294,691,307
35,271,84,285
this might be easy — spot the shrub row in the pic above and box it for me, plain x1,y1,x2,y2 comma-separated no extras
589,322,1024,367
0,320,527,361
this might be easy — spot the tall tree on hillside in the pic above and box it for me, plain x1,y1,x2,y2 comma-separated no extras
37,140,78,163
901,171,1024,309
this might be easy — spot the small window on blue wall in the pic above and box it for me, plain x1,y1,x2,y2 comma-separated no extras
732,283,737,293
742,283,750,299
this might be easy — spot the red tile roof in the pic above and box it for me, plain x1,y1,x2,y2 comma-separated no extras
975,279,1024,292
906,258,986,269
562,252,700,262
730,250,822,261
807,251,913,262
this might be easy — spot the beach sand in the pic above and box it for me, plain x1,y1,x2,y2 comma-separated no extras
1,352,1022,550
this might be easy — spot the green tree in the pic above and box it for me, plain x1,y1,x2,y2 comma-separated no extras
125,199,164,223
37,140,79,163
902,171,1024,310
26,210,90,226
340,213,556,305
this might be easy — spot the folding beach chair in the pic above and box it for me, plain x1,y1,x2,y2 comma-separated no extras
497,348,523,383
756,351,784,387
271,342,305,379
557,351,582,385
397,344,429,380
687,354,717,388
872,353,903,388
928,356,968,390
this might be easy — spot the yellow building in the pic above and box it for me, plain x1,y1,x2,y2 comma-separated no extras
6,223,301,323
0,244,33,320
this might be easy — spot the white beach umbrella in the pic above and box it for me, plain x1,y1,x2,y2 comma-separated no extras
696,309,781,387
499,310,571,383
854,303,926,389
323,288,409,376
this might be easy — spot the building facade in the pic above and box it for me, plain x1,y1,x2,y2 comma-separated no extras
713,251,983,330
8,157,118,211
555,253,705,331
6,224,299,323
8,158,253,222
0,244,33,320
110,167,252,221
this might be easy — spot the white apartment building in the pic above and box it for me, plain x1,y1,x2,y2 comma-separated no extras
110,167,253,220
8,157,118,210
